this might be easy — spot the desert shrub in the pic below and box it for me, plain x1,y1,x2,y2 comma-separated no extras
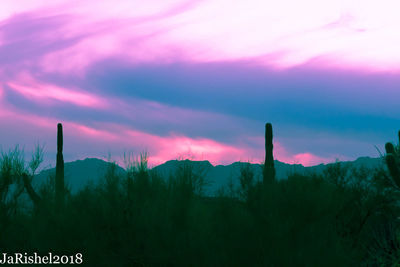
3,147,400,266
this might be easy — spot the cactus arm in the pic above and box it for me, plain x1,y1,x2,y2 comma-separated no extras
398,130,400,148
385,141,400,188
385,142,395,154
386,154,400,188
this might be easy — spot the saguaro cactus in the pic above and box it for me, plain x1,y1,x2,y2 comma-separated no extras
398,130,400,147
55,123,64,210
263,123,276,184
385,139,400,188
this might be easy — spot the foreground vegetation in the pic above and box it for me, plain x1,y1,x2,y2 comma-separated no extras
1,124,400,266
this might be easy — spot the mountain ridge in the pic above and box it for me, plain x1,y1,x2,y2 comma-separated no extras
34,156,385,195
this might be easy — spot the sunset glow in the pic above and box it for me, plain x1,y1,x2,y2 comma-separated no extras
1,0,399,167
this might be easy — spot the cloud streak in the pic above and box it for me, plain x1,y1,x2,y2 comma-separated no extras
7,77,107,108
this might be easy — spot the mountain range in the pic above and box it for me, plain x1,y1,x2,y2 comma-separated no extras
34,157,385,196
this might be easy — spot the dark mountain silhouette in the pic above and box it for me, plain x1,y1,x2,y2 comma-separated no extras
34,158,125,193
34,156,384,195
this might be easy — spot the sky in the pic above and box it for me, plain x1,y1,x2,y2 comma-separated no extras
1,0,400,168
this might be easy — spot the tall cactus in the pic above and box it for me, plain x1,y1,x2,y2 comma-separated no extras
384,130,400,188
263,123,276,184
398,130,400,147
55,123,64,210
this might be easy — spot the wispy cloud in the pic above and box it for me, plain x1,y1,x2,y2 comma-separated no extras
4,0,400,74
7,76,107,108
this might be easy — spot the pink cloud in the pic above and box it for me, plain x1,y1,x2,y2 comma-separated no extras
144,134,246,166
242,135,340,167
292,153,331,167
3,0,400,74
0,84,4,99
32,0,400,73
0,106,53,129
7,75,107,108
68,123,118,142
275,146,332,167
91,125,248,166
0,103,342,167
0,104,249,166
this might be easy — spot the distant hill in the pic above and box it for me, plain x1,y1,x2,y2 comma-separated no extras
152,157,385,195
33,156,385,195
34,158,126,193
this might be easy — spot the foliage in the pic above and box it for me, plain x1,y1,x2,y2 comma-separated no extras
2,128,400,265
